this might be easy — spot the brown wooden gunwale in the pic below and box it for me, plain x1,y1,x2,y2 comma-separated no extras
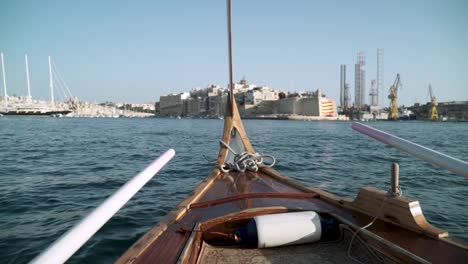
117,170,468,264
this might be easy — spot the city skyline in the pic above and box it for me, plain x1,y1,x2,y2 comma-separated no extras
1,0,467,105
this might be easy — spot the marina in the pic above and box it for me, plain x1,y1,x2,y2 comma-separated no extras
0,53,71,116
0,53,153,118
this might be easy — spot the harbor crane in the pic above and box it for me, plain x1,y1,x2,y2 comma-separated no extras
428,84,438,120
388,74,401,120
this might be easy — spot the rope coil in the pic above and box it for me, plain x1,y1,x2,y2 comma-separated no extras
219,140,275,173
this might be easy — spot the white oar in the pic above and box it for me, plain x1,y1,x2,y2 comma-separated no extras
30,148,176,264
352,122,468,178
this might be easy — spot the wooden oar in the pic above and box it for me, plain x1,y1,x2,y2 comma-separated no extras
30,149,176,264
352,122,468,178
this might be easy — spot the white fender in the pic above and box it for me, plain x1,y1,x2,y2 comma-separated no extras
254,211,322,248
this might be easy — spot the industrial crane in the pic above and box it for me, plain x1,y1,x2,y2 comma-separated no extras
388,74,401,120
428,84,438,120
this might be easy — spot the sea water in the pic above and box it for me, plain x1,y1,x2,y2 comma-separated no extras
0,117,467,263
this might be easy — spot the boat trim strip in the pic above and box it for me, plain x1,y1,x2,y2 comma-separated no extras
189,192,318,209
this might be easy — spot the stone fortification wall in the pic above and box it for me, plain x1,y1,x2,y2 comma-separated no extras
243,97,321,117
296,97,320,116
278,98,296,114
244,101,277,116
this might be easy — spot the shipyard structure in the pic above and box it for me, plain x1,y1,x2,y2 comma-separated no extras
155,78,340,120
408,101,468,121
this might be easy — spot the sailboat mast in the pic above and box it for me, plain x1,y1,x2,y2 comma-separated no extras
1,52,7,108
25,54,32,102
227,0,234,116
48,56,54,106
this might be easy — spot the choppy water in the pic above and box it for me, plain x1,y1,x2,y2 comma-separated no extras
0,117,467,263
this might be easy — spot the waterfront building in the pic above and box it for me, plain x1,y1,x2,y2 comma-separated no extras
155,102,160,115
207,84,224,97
231,77,256,93
320,97,336,117
244,86,279,105
157,84,228,117
186,84,228,117
184,97,206,116
155,80,337,119
190,88,207,98
207,94,228,117
190,84,224,98
243,89,337,117
159,92,190,116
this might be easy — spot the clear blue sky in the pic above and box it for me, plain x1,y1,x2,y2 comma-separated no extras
1,0,467,105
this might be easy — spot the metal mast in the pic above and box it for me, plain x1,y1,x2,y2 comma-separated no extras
48,56,55,106
25,54,32,102
227,0,234,116
1,52,7,108
377,49,384,106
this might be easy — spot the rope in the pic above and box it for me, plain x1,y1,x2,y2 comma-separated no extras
52,61,73,98
340,225,383,263
347,186,404,263
219,140,275,173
